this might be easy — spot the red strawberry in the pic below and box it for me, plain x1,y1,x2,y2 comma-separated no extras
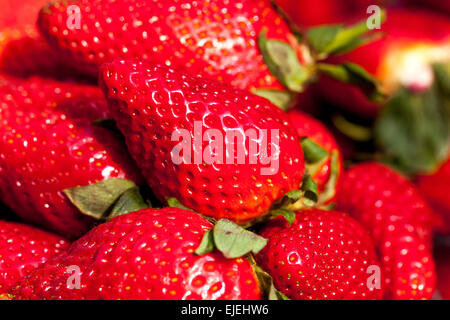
38,0,301,93
337,162,437,299
10,208,261,300
317,8,450,118
256,209,383,300
288,110,343,204
0,75,143,239
99,59,305,223
416,157,450,235
0,0,76,78
0,220,69,292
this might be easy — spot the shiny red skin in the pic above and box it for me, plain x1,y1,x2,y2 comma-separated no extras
0,75,142,239
435,245,450,300
288,110,343,204
0,0,75,78
38,0,299,92
0,220,69,292
10,208,262,300
318,8,450,118
256,209,383,300
100,59,305,223
337,163,437,299
416,158,450,235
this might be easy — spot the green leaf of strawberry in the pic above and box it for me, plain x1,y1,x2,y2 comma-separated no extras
64,178,148,220
270,209,296,226
109,186,151,219
317,62,387,103
307,10,386,58
258,28,310,93
375,77,450,174
195,219,268,259
301,137,329,164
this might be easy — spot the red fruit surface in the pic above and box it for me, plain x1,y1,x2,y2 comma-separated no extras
337,162,437,299
288,110,343,204
318,8,450,118
0,0,74,78
256,209,383,300
38,0,300,92
416,158,450,235
0,75,143,239
100,59,304,223
0,220,69,292
10,208,262,300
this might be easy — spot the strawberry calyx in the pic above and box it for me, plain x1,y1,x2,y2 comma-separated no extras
375,63,450,175
64,178,150,221
256,9,387,110
195,219,268,259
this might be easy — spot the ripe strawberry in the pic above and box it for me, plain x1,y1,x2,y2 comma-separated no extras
288,110,343,204
0,220,69,292
100,59,305,223
0,75,143,239
337,162,437,299
10,208,261,300
416,157,450,235
38,0,301,92
0,0,75,78
318,8,450,118
256,209,382,300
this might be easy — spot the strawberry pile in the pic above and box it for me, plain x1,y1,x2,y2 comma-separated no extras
0,0,449,301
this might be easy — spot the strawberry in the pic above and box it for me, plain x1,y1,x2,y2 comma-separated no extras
416,157,450,235
337,162,437,299
38,0,301,93
0,75,143,239
317,8,450,118
10,208,262,300
288,110,343,204
256,209,383,300
0,220,69,292
99,59,305,223
0,0,75,78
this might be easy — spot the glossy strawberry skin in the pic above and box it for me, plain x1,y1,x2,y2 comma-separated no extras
38,0,299,92
256,209,383,300
288,110,343,204
0,0,76,78
0,75,143,239
10,208,262,300
100,59,304,223
0,220,69,292
416,158,450,235
318,8,450,118
337,163,437,299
